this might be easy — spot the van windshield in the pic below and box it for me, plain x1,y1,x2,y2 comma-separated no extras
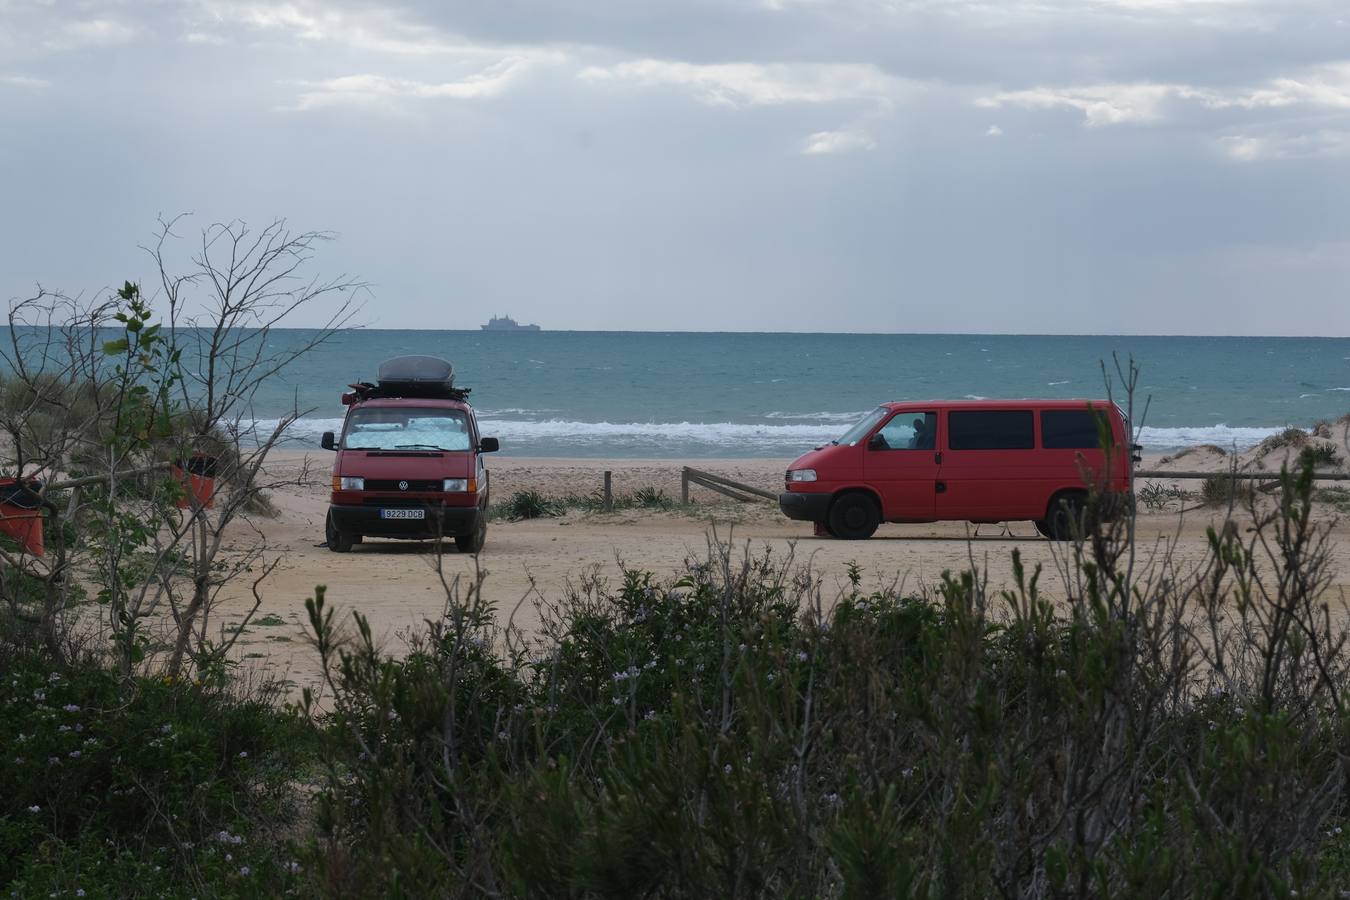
835,408,888,446
342,408,472,451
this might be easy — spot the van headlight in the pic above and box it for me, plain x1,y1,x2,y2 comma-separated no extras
789,469,817,483
337,476,364,491
442,478,469,492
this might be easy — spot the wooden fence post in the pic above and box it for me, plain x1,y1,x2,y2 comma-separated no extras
681,468,690,504
603,470,613,511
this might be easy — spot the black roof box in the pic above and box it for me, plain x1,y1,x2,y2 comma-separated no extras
362,355,469,401
379,355,454,388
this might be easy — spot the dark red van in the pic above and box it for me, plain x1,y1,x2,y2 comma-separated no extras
779,399,1134,540
321,356,497,553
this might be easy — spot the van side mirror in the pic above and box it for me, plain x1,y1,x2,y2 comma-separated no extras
479,437,499,453
867,433,886,450
321,431,336,451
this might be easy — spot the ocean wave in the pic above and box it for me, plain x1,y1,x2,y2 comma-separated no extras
1135,425,1291,449
762,410,870,423
264,417,1296,453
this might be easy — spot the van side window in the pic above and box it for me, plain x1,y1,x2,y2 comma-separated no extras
873,412,937,450
1042,409,1111,449
948,410,1034,450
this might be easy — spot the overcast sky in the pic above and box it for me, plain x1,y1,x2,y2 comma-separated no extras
2,0,1349,334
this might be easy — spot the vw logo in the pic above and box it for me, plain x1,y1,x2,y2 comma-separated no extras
398,480,409,491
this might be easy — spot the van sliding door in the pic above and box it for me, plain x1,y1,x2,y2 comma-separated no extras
939,410,1040,521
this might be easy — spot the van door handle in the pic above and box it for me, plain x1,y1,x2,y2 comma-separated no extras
935,481,946,493
934,452,942,464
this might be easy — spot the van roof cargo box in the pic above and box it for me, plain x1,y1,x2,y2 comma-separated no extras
345,355,470,403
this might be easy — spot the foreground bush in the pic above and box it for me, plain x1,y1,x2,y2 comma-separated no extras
302,464,1350,897
7,462,1350,897
0,651,313,897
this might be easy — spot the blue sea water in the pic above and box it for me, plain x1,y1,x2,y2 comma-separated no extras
238,331,1350,459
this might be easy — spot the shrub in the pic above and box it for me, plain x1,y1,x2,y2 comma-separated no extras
1200,473,1254,507
1257,427,1309,456
299,466,1350,896
1137,480,1190,511
496,489,565,520
1300,442,1342,468
0,653,313,895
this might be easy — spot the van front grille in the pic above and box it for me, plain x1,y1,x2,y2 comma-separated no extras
363,479,444,492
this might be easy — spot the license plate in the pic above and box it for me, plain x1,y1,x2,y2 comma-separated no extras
380,508,425,520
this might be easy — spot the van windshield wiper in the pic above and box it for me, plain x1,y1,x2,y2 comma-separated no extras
393,443,445,450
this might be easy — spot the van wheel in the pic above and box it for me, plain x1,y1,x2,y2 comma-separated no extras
1041,493,1085,541
325,511,354,553
455,521,486,554
828,493,880,540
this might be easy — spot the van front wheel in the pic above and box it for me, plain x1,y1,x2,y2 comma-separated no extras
828,493,880,540
455,520,486,554
325,511,354,553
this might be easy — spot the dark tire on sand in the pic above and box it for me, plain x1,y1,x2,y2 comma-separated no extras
828,492,880,541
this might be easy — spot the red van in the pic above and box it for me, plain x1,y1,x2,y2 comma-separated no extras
779,400,1134,540
320,356,497,553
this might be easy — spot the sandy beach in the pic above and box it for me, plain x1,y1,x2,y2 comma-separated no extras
192,435,1350,697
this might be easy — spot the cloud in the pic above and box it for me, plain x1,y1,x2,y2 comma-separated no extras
0,73,49,89
977,63,1350,127
195,0,529,57
976,83,1183,126
801,128,877,154
44,18,138,51
1219,130,1350,161
290,57,534,110
577,59,903,108
985,124,1003,136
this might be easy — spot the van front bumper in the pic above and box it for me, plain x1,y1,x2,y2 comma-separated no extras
779,491,831,523
329,503,483,538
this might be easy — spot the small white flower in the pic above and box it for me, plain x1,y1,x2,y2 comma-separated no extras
238,751,248,759
738,643,747,653
225,853,233,862
58,725,71,733
902,767,914,778
68,750,81,759
286,861,302,874
62,704,80,713
796,651,808,662
723,763,732,774
239,866,250,876
76,890,86,897
27,805,40,813
644,710,656,720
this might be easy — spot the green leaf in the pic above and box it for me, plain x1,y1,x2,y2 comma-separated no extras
102,338,129,354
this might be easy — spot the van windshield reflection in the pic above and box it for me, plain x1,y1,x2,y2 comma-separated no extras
342,409,471,451
835,408,888,446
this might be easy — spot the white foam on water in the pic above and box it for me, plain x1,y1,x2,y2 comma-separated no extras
1136,425,1294,450
1047,380,1070,386
762,410,871,423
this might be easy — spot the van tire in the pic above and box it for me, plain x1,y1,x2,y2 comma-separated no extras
455,521,486,554
325,511,354,553
828,492,880,540
1039,492,1086,541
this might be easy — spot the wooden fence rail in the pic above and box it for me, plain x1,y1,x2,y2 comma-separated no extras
1136,469,1350,481
681,467,778,504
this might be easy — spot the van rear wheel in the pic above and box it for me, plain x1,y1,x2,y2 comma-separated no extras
1040,493,1086,541
828,493,880,540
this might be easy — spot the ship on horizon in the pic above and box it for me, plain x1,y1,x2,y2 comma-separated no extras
481,314,541,332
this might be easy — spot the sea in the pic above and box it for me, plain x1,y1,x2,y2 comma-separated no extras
235,331,1350,459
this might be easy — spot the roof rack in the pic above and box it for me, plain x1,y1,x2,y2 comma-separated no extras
342,355,471,404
